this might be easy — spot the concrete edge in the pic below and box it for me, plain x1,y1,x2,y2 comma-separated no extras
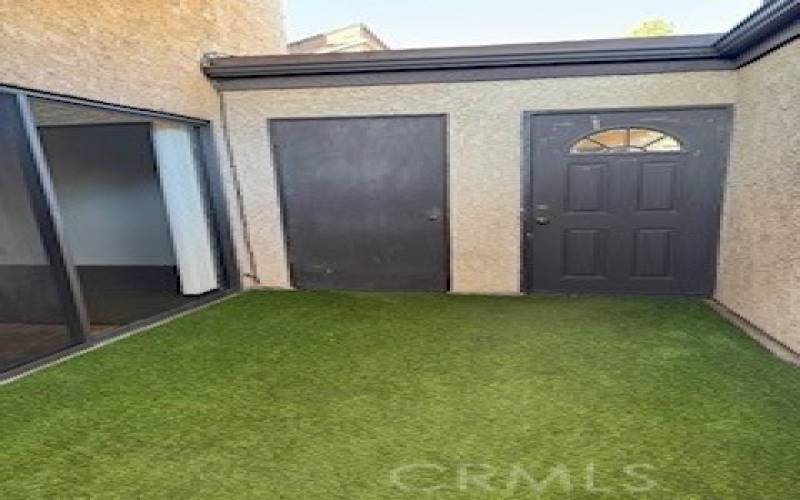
706,299,800,367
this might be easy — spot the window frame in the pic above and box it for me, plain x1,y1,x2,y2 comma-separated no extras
568,127,685,155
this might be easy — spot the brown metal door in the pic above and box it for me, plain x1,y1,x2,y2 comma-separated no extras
271,115,448,292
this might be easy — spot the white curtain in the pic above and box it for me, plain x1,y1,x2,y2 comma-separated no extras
152,123,219,295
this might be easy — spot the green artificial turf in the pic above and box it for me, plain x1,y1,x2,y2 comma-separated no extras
1,291,799,499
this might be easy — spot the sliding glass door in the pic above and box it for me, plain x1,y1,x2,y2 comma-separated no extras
0,89,234,376
0,92,83,371
31,99,225,335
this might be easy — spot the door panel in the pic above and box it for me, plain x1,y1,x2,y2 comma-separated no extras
566,162,609,212
526,109,729,295
0,93,80,371
638,162,677,211
563,229,607,278
271,116,448,292
633,229,673,277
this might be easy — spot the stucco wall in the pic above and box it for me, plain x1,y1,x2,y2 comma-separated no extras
716,39,800,353
0,0,285,118
222,71,737,293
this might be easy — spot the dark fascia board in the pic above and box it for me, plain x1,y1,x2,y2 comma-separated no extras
714,0,800,57
734,16,800,66
216,59,732,91
207,34,721,78
204,0,800,88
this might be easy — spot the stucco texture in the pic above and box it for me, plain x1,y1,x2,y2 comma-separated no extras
716,39,800,353
0,0,284,118
223,71,736,293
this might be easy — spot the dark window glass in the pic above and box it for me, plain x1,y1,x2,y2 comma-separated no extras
570,128,683,154
0,94,76,372
32,99,223,335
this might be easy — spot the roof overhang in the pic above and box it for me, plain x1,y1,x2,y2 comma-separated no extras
205,0,800,90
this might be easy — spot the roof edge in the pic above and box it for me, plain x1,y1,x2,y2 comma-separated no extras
206,35,721,78
715,0,800,57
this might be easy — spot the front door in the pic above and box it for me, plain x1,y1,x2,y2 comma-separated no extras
526,108,730,295
271,115,448,292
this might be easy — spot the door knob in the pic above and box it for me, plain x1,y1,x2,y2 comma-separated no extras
535,216,551,225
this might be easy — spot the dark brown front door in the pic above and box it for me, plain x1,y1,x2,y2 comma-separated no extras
526,108,730,296
271,115,448,292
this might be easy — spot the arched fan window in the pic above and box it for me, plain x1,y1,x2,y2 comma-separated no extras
570,128,683,154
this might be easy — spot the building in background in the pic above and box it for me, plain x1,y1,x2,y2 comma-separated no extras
288,23,389,53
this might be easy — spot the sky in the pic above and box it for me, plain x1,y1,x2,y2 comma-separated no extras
284,0,763,49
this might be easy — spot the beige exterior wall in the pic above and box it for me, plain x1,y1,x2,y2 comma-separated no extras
716,39,800,352
0,0,285,118
223,71,737,293
0,0,286,284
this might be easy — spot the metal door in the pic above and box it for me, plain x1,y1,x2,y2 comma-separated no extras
526,108,730,295
271,115,448,291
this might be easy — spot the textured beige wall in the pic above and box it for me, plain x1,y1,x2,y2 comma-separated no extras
716,40,800,353
0,0,284,118
223,71,736,293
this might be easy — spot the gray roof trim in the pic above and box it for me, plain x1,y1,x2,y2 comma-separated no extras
714,0,800,57
215,59,732,91
204,0,800,89
207,35,720,78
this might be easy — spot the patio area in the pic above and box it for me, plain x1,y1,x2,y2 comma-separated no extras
1,291,798,498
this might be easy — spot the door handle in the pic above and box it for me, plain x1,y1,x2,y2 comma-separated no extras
535,216,551,225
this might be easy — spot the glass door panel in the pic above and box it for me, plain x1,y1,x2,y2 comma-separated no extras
31,99,223,334
0,93,79,372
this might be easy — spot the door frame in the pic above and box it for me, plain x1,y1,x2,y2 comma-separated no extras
12,94,91,340
520,105,734,295
269,113,452,292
